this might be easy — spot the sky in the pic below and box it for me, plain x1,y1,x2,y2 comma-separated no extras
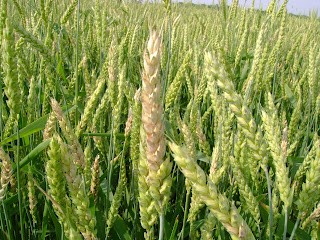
187,0,320,16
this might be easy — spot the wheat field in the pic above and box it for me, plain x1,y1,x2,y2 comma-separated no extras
0,0,319,239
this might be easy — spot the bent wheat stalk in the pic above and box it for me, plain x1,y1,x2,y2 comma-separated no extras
169,142,255,240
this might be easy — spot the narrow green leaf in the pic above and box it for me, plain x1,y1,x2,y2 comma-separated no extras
112,215,132,240
276,214,311,240
169,217,179,240
12,139,51,171
0,115,49,146
0,106,76,146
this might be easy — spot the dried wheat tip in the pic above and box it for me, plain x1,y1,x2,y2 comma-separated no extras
28,168,37,224
316,94,320,116
196,121,211,157
124,108,133,136
134,88,141,102
303,203,320,228
43,112,56,140
141,31,164,173
0,148,12,201
90,155,100,198
209,147,219,177
9,173,16,193
110,155,120,166
141,30,172,214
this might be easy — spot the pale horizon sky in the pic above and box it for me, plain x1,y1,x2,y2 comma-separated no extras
181,0,320,16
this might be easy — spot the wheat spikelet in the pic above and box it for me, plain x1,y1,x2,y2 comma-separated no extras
76,74,106,136
46,134,81,239
3,19,21,138
106,157,127,237
50,98,85,168
139,129,158,235
303,202,320,228
60,0,78,24
57,136,97,239
200,211,216,240
261,93,292,209
165,50,192,111
13,23,51,62
297,141,320,221
90,155,100,200
130,89,142,197
294,135,319,194
205,52,268,184
27,167,37,224
0,147,12,201
43,112,56,140
169,142,255,240
107,38,119,108
140,30,172,213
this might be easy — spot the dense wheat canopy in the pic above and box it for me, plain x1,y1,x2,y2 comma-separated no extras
0,0,319,239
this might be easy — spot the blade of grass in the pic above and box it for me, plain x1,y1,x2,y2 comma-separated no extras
13,139,51,171
16,117,25,239
0,106,76,146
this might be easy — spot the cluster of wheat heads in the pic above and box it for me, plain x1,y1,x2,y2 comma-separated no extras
0,0,319,239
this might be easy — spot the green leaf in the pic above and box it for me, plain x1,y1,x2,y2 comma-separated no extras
41,202,49,240
45,199,62,239
112,215,132,240
0,115,49,146
276,214,311,240
0,106,76,146
284,83,296,106
169,217,179,240
12,139,51,171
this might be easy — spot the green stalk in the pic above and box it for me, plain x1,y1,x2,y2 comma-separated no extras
2,201,12,240
264,166,273,240
74,0,80,126
0,210,3,237
0,78,2,140
107,119,115,211
16,116,25,240
163,0,172,104
180,188,190,240
289,218,300,240
283,209,288,240
159,213,164,240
